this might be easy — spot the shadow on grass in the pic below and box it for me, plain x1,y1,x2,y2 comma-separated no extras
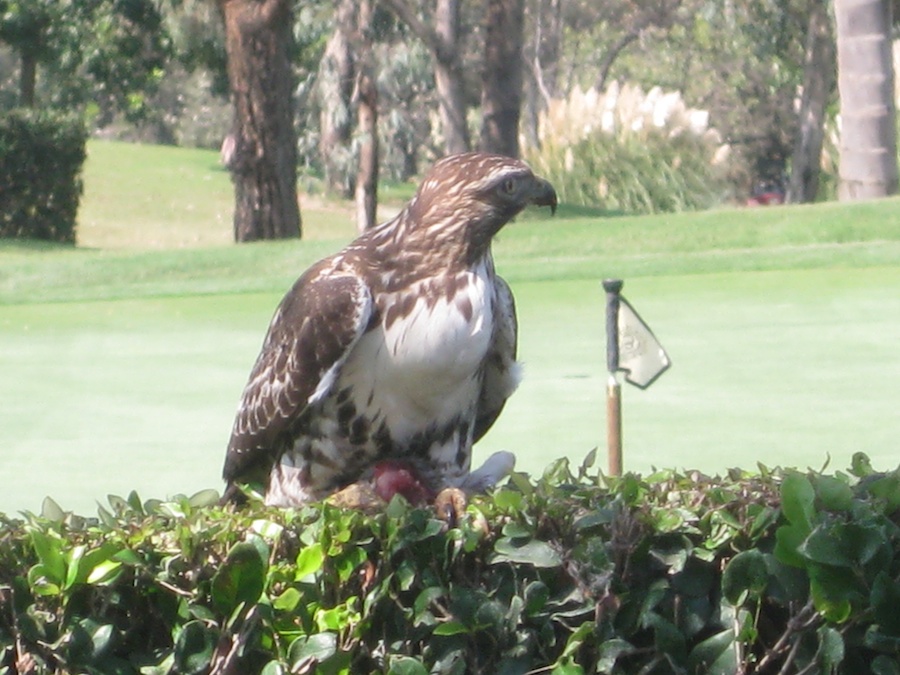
0,239,81,253
559,203,627,219
518,202,626,221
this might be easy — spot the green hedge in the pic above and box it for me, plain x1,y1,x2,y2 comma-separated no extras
1,453,900,674
0,109,87,243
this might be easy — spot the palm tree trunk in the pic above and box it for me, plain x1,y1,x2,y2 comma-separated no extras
834,0,899,199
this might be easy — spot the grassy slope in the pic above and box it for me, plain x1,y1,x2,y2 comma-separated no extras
77,140,364,249
1,141,898,514
3,186,898,305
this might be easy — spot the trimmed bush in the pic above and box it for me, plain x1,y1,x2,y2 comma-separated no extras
1,453,899,674
0,109,87,243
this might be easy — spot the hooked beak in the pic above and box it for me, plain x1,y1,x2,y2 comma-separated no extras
529,177,558,215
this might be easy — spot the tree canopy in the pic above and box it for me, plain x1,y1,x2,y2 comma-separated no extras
1,0,897,227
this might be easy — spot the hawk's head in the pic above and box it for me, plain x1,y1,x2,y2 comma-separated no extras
403,153,557,261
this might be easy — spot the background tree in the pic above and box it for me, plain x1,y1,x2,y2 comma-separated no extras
575,0,810,194
381,0,472,154
591,0,684,92
218,0,301,241
787,2,835,203
376,41,435,181
354,0,378,231
521,0,563,146
317,0,356,197
834,0,899,199
0,0,59,107
0,0,170,120
480,0,526,157
8,0,900,219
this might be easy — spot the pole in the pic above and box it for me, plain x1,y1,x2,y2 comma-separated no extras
607,377,622,476
603,279,624,476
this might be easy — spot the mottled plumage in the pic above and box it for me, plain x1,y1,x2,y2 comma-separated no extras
223,152,557,506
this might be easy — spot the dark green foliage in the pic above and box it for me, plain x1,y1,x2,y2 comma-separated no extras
1,453,900,674
0,109,87,242
0,0,172,120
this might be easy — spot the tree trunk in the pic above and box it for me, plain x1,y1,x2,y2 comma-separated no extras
355,73,378,231
219,0,301,241
787,2,835,203
834,0,899,200
594,31,639,92
536,0,562,99
480,0,525,158
318,0,356,197
354,0,378,232
382,0,471,155
522,0,563,148
433,58,471,155
19,50,36,108
434,0,471,154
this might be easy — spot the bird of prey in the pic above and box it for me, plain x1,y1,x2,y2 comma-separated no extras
222,152,557,508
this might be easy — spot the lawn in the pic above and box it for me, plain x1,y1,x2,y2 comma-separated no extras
1,140,898,515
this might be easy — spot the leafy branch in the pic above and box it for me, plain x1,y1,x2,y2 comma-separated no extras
2,453,900,673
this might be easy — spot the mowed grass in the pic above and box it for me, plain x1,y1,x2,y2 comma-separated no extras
78,140,410,249
1,141,898,514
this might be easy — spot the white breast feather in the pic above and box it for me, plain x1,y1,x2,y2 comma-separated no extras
336,267,493,439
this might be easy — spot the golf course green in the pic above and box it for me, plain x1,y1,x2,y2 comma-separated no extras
1,141,897,515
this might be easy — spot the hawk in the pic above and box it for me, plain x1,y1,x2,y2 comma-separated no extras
222,152,557,508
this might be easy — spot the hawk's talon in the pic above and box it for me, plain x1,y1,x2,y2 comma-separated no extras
434,487,467,528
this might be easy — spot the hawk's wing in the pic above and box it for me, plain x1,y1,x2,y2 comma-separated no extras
223,262,373,491
473,275,520,442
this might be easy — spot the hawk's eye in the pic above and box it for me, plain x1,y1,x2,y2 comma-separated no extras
502,178,517,195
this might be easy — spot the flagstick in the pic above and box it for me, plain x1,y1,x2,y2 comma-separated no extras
606,375,623,476
603,279,624,476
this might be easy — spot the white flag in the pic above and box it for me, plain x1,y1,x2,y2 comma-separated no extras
617,297,670,389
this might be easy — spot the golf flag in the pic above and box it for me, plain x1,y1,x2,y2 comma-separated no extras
615,296,671,389
602,279,670,476
603,279,671,389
